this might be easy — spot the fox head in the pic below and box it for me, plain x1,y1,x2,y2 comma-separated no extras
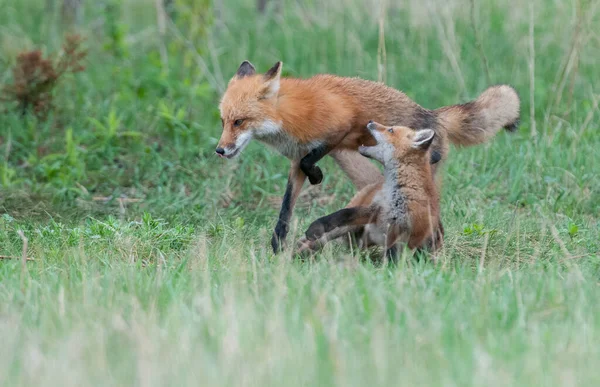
358,121,435,166
216,61,283,158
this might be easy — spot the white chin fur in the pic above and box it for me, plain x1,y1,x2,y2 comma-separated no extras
224,120,280,157
252,120,324,160
224,132,253,158
368,129,384,144
254,119,282,136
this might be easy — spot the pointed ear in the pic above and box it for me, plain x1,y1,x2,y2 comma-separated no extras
235,60,256,78
261,61,282,99
264,61,282,80
413,129,435,150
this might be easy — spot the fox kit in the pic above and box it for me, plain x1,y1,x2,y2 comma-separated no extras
297,121,442,260
217,61,519,253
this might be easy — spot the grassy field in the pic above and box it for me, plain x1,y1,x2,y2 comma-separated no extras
1,0,599,385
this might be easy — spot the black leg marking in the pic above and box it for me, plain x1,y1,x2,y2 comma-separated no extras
306,166,323,185
271,180,294,253
305,207,375,240
300,144,331,185
385,245,399,264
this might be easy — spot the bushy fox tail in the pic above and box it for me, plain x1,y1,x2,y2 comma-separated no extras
435,85,520,146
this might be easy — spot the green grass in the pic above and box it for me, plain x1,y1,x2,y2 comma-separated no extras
1,0,599,385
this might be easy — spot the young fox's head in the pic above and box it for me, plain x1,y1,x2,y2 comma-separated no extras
359,121,435,166
216,61,283,158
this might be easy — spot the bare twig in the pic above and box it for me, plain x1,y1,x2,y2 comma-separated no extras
17,230,29,290
154,0,169,68
17,230,28,268
528,2,537,137
469,0,491,85
427,2,466,95
565,0,584,118
545,0,584,124
479,233,489,274
377,0,387,83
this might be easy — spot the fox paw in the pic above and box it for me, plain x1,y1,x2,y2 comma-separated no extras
271,223,289,254
295,237,318,259
305,222,326,241
271,234,284,254
307,166,323,185
295,236,312,252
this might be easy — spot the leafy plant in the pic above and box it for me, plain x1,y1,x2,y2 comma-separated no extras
463,223,498,237
567,222,579,239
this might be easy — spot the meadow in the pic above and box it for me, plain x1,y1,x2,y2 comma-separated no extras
0,0,599,385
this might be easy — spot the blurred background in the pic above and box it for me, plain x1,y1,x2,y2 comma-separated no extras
0,3,599,385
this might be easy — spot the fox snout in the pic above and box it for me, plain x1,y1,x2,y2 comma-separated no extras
215,132,253,159
215,143,238,159
366,120,386,144
366,120,377,131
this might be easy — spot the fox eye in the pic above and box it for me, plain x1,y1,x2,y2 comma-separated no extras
234,119,244,127
388,128,394,133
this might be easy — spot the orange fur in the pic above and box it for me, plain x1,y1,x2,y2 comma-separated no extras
219,65,519,162
218,61,519,253
298,123,442,258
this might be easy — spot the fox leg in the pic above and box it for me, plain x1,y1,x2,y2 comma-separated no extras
384,231,399,264
271,160,306,253
330,150,383,189
296,225,362,256
304,206,378,241
385,245,399,263
384,225,404,264
415,220,445,255
299,143,333,185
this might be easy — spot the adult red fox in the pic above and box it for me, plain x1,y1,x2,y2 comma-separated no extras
296,121,442,261
217,61,519,253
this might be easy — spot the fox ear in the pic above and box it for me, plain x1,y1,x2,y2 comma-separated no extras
261,61,282,99
264,61,282,80
413,129,435,150
236,60,256,78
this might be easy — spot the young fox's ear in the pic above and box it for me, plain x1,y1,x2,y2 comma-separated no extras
413,129,435,150
261,61,282,99
236,60,256,78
